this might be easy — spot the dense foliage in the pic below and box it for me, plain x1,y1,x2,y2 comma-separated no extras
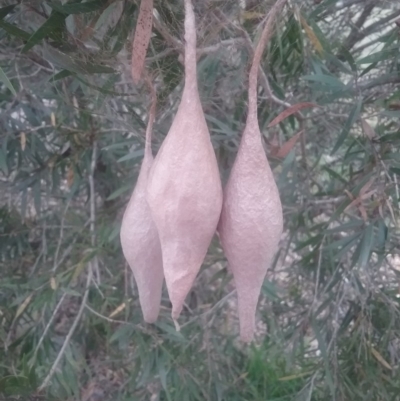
1,0,400,400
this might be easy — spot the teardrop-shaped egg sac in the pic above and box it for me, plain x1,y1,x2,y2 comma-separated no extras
120,92,163,324
218,0,286,342
146,0,223,321
218,119,283,342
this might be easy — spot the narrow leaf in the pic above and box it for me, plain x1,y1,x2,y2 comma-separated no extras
303,74,345,89
106,184,132,200
311,318,335,396
273,130,304,159
331,98,362,154
268,103,318,127
49,0,109,15
0,20,30,41
23,12,67,52
300,15,323,54
357,224,374,268
0,66,16,95
15,294,33,319
370,345,392,370
0,4,16,20
117,149,144,163
43,45,115,75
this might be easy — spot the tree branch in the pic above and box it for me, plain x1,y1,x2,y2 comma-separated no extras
342,1,376,51
38,142,98,391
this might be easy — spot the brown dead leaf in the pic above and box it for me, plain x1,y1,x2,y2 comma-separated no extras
359,177,375,196
268,131,280,155
109,303,126,318
15,294,33,319
300,16,323,54
67,166,74,188
50,277,57,290
241,11,265,20
370,346,392,371
268,103,319,127
344,179,376,221
131,0,154,84
272,130,304,159
361,118,376,140
20,132,26,151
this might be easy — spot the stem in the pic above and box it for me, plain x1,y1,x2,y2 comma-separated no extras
247,0,287,121
38,143,98,391
183,0,198,91
144,74,157,158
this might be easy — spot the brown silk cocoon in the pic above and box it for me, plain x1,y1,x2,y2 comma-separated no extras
131,0,153,84
147,0,223,321
120,87,163,323
218,0,286,342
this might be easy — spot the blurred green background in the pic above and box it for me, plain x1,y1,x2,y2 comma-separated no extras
1,0,400,400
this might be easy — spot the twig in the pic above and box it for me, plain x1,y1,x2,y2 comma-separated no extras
214,8,308,169
180,290,236,329
153,15,182,51
52,218,91,272
38,143,98,391
32,293,67,364
312,236,325,308
52,199,72,272
38,266,93,391
85,304,132,326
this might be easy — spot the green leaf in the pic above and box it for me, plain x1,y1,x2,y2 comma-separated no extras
49,0,109,14
109,324,135,345
0,66,16,95
117,149,144,163
322,166,348,184
23,11,67,52
111,2,137,54
102,140,135,151
324,52,352,75
357,47,398,65
339,46,357,73
0,148,8,175
0,4,17,20
106,184,132,200
155,321,187,342
376,219,388,252
311,318,335,396
310,0,337,19
0,20,30,41
302,74,345,89
43,45,115,75
49,69,74,81
75,76,135,96
331,98,362,154
33,179,41,215
357,224,374,268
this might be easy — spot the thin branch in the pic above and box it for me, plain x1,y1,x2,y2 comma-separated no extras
37,265,93,391
153,15,182,51
85,304,131,326
52,199,72,272
180,290,236,329
32,293,67,364
342,1,376,51
358,73,400,91
340,8,400,57
38,143,98,391
214,9,308,168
